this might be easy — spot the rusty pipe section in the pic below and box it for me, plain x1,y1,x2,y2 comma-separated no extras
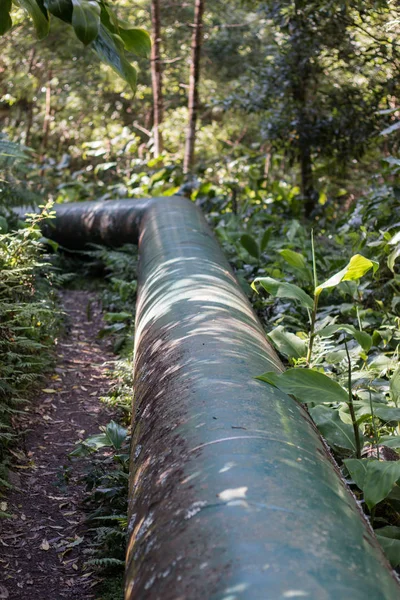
44,197,399,599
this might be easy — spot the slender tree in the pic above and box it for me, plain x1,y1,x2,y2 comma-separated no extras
41,67,52,153
183,0,205,175
150,0,164,157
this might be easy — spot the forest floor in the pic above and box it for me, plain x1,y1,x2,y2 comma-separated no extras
0,290,116,600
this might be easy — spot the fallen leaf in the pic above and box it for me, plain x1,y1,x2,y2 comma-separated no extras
40,539,50,551
0,584,9,598
42,389,58,394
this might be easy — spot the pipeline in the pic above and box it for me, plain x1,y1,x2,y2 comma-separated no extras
43,197,400,599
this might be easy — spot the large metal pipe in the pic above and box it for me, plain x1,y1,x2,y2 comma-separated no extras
44,197,400,599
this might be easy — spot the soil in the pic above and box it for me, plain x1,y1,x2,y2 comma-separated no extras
0,290,117,600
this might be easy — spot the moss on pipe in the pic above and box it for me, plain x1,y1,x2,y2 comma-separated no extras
44,197,400,599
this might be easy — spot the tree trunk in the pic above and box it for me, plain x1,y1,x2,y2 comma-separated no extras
292,0,316,217
150,0,164,158
25,48,36,146
183,0,205,175
300,142,315,217
42,68,52,153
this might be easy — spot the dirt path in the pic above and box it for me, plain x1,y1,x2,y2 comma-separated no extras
0,290,116,600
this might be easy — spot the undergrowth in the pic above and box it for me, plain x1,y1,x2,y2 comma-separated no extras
0,201,61,498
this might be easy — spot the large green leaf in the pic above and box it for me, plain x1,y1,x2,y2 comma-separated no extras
18,0,50,38
345,458,400,510
252,277,313,309
119,27,151,58
256,368,348,405
310,405,362,452
267,326,307,359
373,406,400,423
105,420,127,450
240,233,259,259
45,0,72,21
71,0,100,45
0,0,12,34
364,461,400,510
344,458,368,489
376,526,400,567
315,254,378,297
91,24,137,91
279,249,307,269
318,323,372,353
260,228,271,252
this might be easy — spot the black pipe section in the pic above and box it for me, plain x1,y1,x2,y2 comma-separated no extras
43,197,400,599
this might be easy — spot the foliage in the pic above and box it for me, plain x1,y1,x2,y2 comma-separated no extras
236,0,400,212
1,0,150,90
1,0,398,211
0,134,40,215
0,201,61,490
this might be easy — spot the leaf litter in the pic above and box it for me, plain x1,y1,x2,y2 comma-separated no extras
0,291,118,599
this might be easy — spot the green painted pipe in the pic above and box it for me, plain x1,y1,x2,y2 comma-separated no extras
44,197,400,599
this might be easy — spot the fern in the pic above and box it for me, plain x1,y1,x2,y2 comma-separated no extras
0,200,61,488
85,558,125,569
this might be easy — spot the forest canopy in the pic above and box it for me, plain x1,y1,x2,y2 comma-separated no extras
0,0,398,216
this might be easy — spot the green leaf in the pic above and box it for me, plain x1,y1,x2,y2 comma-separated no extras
390,367,400,404
71,0,100,45
388,246,400,273
256,368,348,405
364,461,400,510
18,0,50,39
240,233,259,259
318,324,372,353
91,24,137,92
260,228,271,252
315,254,378,297
256,371,282,388
119,27,151,58
345,459,400,510
267,326,307,359
0,0,12,35
252,277,313,309
279,249,307,269
373,406,400,424
378,435,400,449
310,405,362,452
73,420,127,453
376,527,400,567
104,311,132,323
105,420,127,450
344,458,368,489
44,0,72,21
